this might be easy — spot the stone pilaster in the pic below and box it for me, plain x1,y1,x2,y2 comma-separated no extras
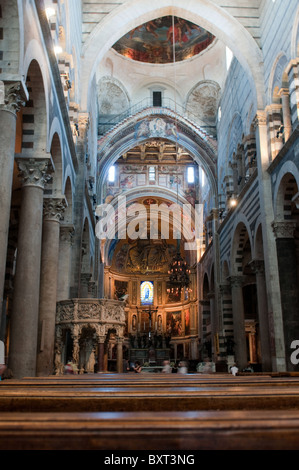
70,113,90,298
0,82,26,336
9,158,52,378
279,88,293,141
249,259,272,371
57,224,75,301
272,220,299,371
36,197,67,377
229,275,247,369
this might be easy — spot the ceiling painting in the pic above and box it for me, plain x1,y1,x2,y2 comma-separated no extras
112,16,215,64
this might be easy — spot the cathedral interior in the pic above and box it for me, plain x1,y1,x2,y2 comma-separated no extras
0,0,299,452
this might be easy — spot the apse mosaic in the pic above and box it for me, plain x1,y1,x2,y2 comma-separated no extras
112,16,215,64
140,281,154,305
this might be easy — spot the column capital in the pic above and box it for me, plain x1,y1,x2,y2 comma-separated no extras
60,224,75,244
279,87,290,97
43,197,67,222
253,110,267,129
0,81,27,115
249,259,265,275
16,158,53,189
229,275,244,288
271,220,297,239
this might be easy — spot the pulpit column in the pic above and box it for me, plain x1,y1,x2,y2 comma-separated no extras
98,337,105,373
230,276,247,369
36,197,67,376
117,338,123,373
0,82,26,335
9,158,52,378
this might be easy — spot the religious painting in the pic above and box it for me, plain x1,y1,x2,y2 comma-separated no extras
114,243,130,272
126,239,169,274
112,16,215,64
120,173,136,189
166,311,183,337
114,280,128,300
185,308,190,336
135,118,178,139
140,281,154,306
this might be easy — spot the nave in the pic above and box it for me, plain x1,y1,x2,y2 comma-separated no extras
2,372,299,450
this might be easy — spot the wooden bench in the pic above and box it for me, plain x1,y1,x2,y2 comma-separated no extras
2,374,299,412
1,410,299,450
2,373,299,450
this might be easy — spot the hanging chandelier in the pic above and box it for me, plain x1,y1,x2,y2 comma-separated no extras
166,13,192,296
167,250,192,294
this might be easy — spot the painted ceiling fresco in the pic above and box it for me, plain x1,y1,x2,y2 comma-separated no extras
112,16,215,64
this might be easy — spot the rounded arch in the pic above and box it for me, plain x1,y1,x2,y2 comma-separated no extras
97,76,131,116
221,258,230,281
97,111,218,204
80,0,264,111
230,218,253,276
63,176,73,225
273,161,299,220
185,80,221,128
254,222,264,260
267,52,289,106
49,132,63,195
202,272,209,299
21,58,48,158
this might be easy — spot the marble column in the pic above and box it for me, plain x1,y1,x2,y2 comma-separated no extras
9,158,52,378
249,259,272,371
279,88,293,141
229,275,247,370
254,111,286,371
98,337,105,372
272,220,299,371
36,197,67,377
57,225,75,301
117,338,123,373
70,114,89,298
0,82,26,335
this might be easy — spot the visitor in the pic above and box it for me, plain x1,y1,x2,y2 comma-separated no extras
230,364,239,376
133,361,142,373
178,360,188,374
123,358,130,373
162,360,172,373
64,359,75,375
0,364,7,381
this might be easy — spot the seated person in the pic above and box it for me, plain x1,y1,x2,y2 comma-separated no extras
133,361,142,373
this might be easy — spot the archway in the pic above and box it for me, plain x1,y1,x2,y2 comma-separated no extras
80,0,265,112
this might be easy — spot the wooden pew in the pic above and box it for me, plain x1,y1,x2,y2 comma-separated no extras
2,374,299,412
1,410,299,450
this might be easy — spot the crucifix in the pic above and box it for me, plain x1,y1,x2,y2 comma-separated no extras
136,305,158,344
